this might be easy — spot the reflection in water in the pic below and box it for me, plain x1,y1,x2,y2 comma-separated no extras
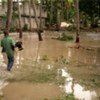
67,45,100,66
60,68,97,100
47,64,53,70
86,34,100,40
0,52,9,96
0,52,6,68
67,48,71,60
15,52,24,68
0,80,8,96
95,48,100,65
74,84,97,100
37,56,41,63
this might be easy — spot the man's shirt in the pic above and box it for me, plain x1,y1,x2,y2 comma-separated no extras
1,35,15,57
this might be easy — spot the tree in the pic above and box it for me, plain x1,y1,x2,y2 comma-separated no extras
6,0,13,33
79,0,100,28
32,0,43,41
17,0,23,38
22,0,26,25
29,0,32,31
41,0,74,29
74,0,80,43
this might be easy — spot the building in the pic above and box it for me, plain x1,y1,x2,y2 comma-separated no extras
0,1,47,31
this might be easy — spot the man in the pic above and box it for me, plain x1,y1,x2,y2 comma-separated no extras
1,31,15,71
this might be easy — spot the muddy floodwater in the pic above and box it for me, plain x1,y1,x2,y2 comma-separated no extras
0,31,100,100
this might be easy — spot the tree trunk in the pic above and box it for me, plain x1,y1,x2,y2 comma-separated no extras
39,1,42,30
50,0,53,27
75,0,80,43
60,0,64,22
6,0,13,33
29,0,32,31
32,0,43,41
38,1,43,41
22,1,26,25
17,0,22,38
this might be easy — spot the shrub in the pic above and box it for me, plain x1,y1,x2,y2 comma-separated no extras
57,33,74,41
22,24,28,31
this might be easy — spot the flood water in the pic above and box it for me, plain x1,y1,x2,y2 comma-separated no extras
0,31,100,100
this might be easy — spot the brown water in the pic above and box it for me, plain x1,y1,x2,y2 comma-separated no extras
2,83,61,100
0,32,100,100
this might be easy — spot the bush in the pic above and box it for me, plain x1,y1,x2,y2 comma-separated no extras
10,27,15,32
67,25,76,31
22,24,28,31
57,33,74,41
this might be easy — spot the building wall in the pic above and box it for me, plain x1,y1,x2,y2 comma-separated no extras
0,1,47,30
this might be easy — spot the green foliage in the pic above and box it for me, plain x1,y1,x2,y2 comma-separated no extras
56,77,65,85
7,62,61,84
79,0,100,28
67,25,76,31
7,68,57,83
57,94,75,100
10,27,15,32
41,55,49,61
57,33,74,41
43,0,75,27
22,24,28,31
1,14,6,29
58,56,69,65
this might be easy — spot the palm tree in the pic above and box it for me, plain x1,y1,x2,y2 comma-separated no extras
39,0,42,30
17,0,23,38
74,0,80,43
6,0,13,33
50,0,53,28
29,0,32,31
31,0,43,41
22,0,26,25
32,0,38,27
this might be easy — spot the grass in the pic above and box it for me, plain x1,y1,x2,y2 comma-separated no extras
57,94,75,100
41,55,49,61
7,60,65,85
67,63,100,89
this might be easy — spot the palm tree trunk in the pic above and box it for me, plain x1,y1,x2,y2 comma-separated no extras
75,0,80,43
32,0,38,28
39,1,42,30
29,0,32,31
32,0,43,41
6,0,13,33
66,0,70,21
50,0,53,27
22,0,26,25
60,0,64,22
17,0,22,38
